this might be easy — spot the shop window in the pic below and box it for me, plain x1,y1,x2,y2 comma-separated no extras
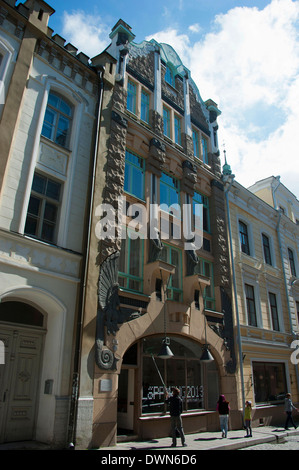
119,236,143,292
124,150,145,200
41,92,73,148
24,172,62,244
253,361,287,404
142,336,218,414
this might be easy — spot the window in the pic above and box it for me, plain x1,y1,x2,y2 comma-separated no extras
41,92,73,147
192,129,199,158
201,136,208,164
239,221,250,255
245,283,257,326
174,115,181,145
163,106,171,138
253,362,287,404
160,172,180,208
127,79,137,114
141,89,150,123
288,248,297,277
198,258,215,310
160,245,182,301
24,173,62,243
193,192,210,233
142,336,218,414
262,233,272,265
119,236,143,291
269,292,280,331
124,150,145,200
165,65,175,87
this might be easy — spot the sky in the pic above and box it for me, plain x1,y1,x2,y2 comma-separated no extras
28,0,299,198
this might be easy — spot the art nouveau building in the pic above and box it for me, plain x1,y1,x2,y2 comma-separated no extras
76,20,239,448
223,166,299,426
0,0,101,446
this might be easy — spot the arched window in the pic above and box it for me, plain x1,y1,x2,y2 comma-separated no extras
0,301,44,327
41,92,73,148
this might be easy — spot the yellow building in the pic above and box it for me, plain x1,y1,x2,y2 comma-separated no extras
223,165,299,426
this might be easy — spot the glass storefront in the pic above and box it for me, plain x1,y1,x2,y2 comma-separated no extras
253,361,287,404
141,335,219,414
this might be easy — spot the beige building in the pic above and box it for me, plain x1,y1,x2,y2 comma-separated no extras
223,165,299,426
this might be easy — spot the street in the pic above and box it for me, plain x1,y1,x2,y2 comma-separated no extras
240,434,299,450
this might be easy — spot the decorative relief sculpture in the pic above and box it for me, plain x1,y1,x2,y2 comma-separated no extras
95,252,141,370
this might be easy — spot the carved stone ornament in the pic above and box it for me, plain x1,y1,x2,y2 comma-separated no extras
95,252,141,370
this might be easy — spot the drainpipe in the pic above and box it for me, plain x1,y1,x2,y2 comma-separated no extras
67,66,105,448
224,176,246,419
273,178,299,395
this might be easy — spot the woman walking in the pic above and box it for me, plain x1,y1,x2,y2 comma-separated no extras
216,395,230,438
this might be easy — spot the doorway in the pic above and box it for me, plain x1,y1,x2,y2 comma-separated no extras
117,368,135,432
0,301,45,443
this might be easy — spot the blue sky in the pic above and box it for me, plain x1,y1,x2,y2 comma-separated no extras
30,0,299,197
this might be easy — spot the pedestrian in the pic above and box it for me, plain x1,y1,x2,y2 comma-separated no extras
216,394,230,438
244,401,252,437
284,393,298,430
165,387,187,447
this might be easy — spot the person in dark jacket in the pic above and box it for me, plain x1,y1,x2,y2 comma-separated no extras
216,394,230,438
165,387,187,447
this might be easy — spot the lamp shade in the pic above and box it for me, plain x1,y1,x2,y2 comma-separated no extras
157,337,174,359
200,346,214,362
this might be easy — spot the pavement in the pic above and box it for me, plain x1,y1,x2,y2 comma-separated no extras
98,425,299,451
0,425,298,451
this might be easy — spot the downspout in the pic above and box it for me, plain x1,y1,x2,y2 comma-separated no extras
273,179,299,394
68,66,105,448
224,176,246,419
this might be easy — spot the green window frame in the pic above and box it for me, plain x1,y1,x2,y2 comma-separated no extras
118,235,143,292
193,192,210,233
141,89,150,123
198,258,215,310
160,244,183,302
174,114,181,145
160,172,180,209
165,65,175,87
127,79,137,114
201,136,208,164
192,129,199,158
124,150,145,200
163,106,171,137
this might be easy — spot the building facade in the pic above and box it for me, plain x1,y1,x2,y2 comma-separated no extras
223,167,299,427
0,0,101,447
76,20,239,449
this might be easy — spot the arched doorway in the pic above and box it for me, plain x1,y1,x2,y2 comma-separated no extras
0,301,46,443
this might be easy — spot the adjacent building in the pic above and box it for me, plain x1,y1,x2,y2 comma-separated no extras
223,164,299,427
0,0,101,446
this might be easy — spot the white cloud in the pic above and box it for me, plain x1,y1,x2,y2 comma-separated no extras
188,23,201,34
61,11,110,58
147,0,299,197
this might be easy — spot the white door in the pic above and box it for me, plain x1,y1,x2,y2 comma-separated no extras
0,326,44,443
117,368,135,431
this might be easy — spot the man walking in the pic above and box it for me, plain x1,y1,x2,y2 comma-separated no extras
165,387,187,447
284,393,298,430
